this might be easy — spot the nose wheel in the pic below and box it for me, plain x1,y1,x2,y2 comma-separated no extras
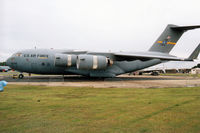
18,74,24,79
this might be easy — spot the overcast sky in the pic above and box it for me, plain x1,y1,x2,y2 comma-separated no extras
1,0,200,64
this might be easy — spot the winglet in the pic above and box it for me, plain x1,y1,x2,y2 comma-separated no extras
185,43,200,61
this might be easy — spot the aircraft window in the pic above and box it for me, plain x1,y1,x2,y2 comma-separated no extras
56,57,60,59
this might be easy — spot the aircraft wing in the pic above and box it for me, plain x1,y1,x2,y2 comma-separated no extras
114,52,184,61
114,43,200,61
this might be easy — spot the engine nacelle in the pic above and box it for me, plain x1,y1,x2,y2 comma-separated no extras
77,55,113,70
55,54,77,67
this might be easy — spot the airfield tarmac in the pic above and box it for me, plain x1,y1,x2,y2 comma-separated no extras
1,72,200,88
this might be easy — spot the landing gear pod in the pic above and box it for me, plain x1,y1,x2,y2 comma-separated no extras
77,55,113,70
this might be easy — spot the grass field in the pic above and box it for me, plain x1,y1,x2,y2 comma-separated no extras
0,85,200,133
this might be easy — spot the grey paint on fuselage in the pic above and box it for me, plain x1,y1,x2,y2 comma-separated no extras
6,49,163,77
8,49,73,75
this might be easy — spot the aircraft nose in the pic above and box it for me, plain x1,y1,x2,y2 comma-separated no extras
6,57,11,67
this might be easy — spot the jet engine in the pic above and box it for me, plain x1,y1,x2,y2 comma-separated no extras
55,54,77,67
77,55,113,70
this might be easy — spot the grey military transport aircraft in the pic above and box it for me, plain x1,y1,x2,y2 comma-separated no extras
6,24,200,79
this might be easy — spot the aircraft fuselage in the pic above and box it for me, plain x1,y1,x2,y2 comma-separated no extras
6,49,162,77
6,24,200,78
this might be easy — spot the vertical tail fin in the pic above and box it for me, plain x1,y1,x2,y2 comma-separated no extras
149,24,200,53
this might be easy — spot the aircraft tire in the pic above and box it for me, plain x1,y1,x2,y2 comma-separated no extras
18,74,24,79
151,71,159,76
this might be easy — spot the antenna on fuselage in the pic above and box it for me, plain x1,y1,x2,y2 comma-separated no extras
34,41,37,49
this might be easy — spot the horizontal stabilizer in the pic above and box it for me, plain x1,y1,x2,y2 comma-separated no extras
185,43,200,61
171,25,200,31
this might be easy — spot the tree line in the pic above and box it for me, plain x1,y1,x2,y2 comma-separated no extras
0,62,6,66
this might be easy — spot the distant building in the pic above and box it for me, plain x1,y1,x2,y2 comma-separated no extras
165,69,178,73
178,69,191,73
191,68,200,74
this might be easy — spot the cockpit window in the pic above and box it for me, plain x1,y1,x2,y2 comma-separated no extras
16,53,22,57
13,53,22,57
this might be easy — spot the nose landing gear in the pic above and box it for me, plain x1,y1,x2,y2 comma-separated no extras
18,74,24,79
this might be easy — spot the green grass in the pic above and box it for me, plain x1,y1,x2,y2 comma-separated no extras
1,85,200,133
